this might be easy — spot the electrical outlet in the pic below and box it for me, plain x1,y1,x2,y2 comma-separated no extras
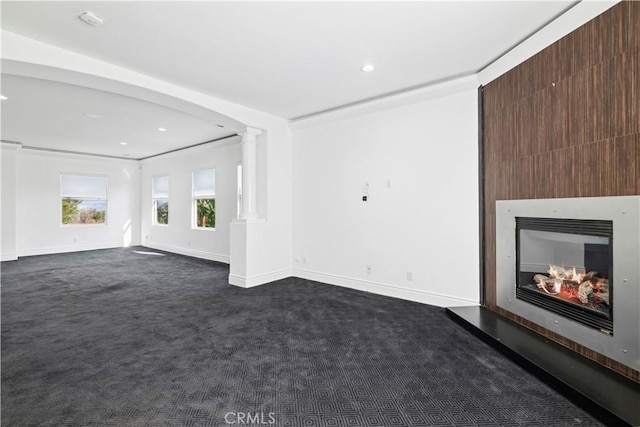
366,265,372,276
407,271,413,281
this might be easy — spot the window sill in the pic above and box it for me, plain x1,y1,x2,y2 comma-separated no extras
61,223,107,227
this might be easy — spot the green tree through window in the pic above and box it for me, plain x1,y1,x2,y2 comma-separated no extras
156,200,169,224
62,198,81,224
196,198,215,228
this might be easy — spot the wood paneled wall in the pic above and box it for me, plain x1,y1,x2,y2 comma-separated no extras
482,1,639,381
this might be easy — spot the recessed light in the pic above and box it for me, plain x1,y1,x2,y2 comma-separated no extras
0,95,7,100
361,64,375,72
120,141,128,146
216,124,224,128
79,11,104,27
85,113,100,119
157,127,167,132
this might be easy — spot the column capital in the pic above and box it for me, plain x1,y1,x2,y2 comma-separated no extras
239,127,263,144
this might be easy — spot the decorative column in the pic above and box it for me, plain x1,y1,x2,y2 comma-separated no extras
239,127,262,220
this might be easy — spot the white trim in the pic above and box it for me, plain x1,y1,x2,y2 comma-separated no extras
229,269,292,288
293,268,479,308
1,141,22,150
231,218,266,224
17,242,124,257
290,74,479,129
146,242,229,264
17,144,139,164
1,252,18,261
139,135,239,161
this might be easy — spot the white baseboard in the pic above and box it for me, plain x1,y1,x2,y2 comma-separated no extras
146,242,230,264
1,252,18,261
229,269,292,288
293,268,479,308
17,242,124,258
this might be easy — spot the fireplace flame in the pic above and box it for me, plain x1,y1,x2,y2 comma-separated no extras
533,265,610,306
547,265,585,285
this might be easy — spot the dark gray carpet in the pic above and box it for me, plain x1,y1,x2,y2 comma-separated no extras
2,247,603,426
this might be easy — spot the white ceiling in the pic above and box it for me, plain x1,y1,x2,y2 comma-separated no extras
1,1,577,158
0,74,236,159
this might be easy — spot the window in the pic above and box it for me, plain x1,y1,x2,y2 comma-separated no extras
192,168,215,229
60,174,107,225
152,175,169,225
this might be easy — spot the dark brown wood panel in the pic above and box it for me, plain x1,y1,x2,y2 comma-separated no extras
576,140,605,197
555,20,592,82
590,1,631,66
498,108,516,161
549,146,581,198
588,51,638,142
630,1,640,51
603,134,639,195
519,45,557,98
532,90,553,156
551,70,588,150
630,47,639,135
482,1,639,382
513,99,531,158
483,210,496,309
482,79,501,113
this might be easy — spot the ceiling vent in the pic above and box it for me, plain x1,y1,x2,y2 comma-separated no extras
79,11,103,27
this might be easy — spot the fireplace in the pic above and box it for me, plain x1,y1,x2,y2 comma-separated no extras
515,217,613,334
495,196,639,371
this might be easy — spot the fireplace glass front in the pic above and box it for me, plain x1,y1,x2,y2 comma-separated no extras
516,217,613,334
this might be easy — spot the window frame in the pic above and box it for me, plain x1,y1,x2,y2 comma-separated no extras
60,173,108,226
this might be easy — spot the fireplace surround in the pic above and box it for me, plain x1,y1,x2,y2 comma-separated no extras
496,196,639,371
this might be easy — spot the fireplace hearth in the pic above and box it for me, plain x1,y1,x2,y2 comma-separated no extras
516,217,613,334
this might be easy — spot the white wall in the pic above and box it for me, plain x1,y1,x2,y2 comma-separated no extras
292,86,480,307
140,138,242,263
1,144,19,260
12,149,140,256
